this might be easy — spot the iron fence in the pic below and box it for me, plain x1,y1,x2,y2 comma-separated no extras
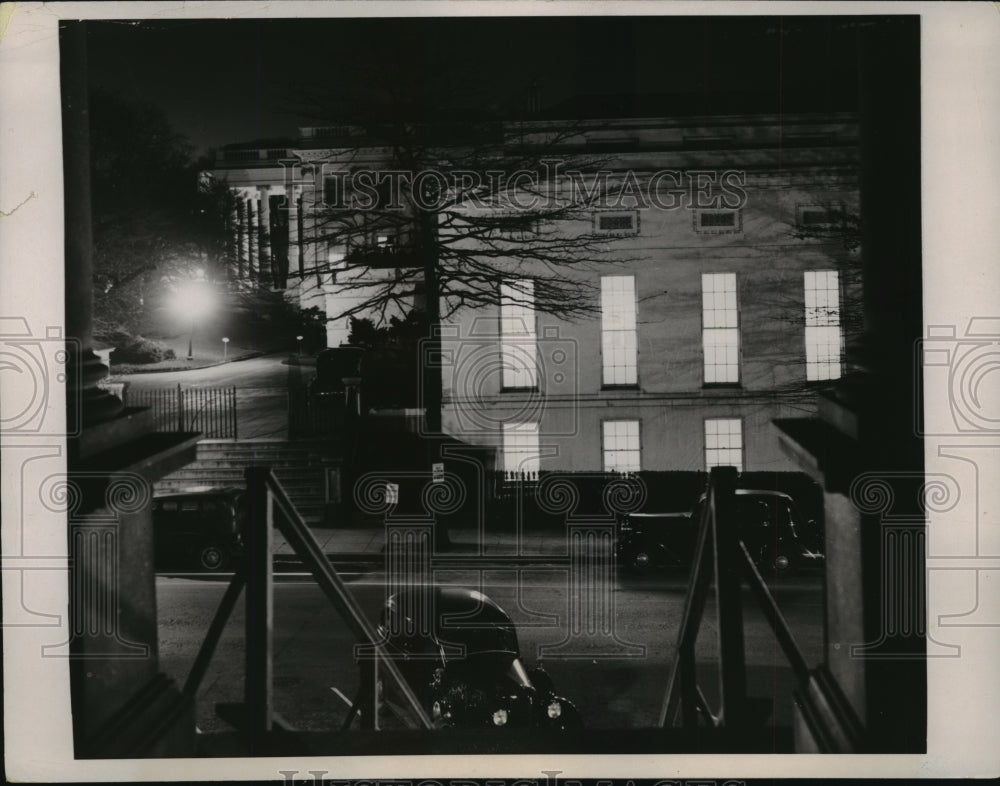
287,382,363,440
123,384,238,439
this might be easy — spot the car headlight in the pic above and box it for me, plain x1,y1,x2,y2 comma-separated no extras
491,708,508,727
546,701,562,719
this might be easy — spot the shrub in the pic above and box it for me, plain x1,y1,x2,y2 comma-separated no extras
109,335,176,364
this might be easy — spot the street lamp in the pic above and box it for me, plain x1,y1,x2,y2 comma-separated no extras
222,336,230,361
296,335,304,359
170,276,216,361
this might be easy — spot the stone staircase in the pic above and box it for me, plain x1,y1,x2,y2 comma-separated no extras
154,439,332,524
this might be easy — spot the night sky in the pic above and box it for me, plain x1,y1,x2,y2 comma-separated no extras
85,15,865,155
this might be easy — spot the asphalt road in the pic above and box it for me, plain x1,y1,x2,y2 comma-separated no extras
156,568,824,736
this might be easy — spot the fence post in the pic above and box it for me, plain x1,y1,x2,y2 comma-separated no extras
711,465,747,730
232,387,238,440
176,384,184,432
244,466,274,748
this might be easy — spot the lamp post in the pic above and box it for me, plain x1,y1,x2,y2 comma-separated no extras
170,275,216,363
222,336,230,361
296,335,304,359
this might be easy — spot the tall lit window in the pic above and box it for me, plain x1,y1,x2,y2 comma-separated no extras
502,422,541,474
804,270,843,381
601,275,638,385
705,418,743,471
327,241,347,270
702,273,740,383
603,420,641,473
500,280,537,389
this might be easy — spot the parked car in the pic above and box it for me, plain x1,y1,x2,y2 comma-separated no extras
151,488,245,571
309,346,365,405
358,586,582,731
616,489,824,576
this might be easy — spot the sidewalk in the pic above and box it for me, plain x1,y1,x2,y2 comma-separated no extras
273,524,574,561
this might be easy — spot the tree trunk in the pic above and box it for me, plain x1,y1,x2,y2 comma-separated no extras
418,212,451,548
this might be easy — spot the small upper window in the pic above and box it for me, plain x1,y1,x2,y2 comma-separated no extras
796,204,843,229
594,211,639,235
696,210,741,233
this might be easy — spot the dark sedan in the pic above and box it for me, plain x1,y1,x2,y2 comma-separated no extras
152,487,245,571
354,586,582,731
616,489,824,576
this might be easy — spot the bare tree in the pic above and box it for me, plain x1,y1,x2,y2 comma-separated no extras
289,54,640,438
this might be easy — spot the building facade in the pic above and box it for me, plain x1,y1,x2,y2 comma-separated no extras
210,113,860,475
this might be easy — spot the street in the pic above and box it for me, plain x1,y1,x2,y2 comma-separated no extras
156,567,824,735
134,355,827,736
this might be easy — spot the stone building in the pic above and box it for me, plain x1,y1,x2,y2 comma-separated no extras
210,112,860,475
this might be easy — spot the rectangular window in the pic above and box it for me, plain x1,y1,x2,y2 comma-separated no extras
491,211,539,240
696,210,741,233
500,280,537,389
796,204,843,229
601,275,638,385
327,241,347,269
603,420,641,473
702,273,740,383
502,422,541,474
705,418,743,472
804,270,843,381
595,211,639,235
323,176,340,207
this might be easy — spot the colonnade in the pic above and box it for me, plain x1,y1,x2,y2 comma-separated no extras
229,184,309,286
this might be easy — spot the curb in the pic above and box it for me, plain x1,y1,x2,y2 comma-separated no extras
109,350,276,378
273,548,596,567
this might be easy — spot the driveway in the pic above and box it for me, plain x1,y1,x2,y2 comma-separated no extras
115,354,307,390
116,354,311,439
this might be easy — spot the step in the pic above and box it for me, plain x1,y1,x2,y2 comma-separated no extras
193,450,343,464
155,472,323,487
187,456,322,471
194,447,322,461
163,465,323,478
153,482,327,507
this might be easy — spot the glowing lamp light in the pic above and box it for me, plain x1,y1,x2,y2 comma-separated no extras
171,279,215,323
170,277,216,360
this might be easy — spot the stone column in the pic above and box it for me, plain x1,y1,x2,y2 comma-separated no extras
246,197,258,280
227,196,240,280
287,185,301,277
297,194,306,277
236,198,248,280
775,19,924,754
59,21,197,757
61,22,123,435
258,186,271,287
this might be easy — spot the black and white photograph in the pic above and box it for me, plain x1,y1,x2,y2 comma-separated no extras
1,1,998,781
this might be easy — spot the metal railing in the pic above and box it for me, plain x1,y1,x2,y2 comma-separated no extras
181,466,431,750
123,384,237,439
658,466,814,734
287,384,361,440
490,469,640,502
